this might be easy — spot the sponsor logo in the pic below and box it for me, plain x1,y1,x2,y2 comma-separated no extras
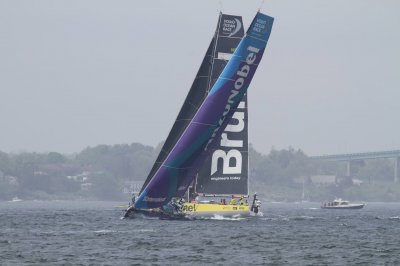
143,196,166,203
182,204,198,212
210,176,241,181
210,101,245,175
252,17,267,35
222,18,242,37
205,45,260,177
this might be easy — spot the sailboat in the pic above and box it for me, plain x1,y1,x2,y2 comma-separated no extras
182,13,254,218
124,11,274,219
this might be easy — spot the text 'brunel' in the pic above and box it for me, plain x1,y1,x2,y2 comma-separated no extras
210,101,245,175
204,45,260,175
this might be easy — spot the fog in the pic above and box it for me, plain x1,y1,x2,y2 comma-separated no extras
1,0,399,155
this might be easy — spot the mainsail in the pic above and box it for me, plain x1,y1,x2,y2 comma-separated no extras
139,32,215,195
195,15,248,196
135,12,274,209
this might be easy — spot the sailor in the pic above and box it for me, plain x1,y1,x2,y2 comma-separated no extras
229,195,236,205
239,196,244,205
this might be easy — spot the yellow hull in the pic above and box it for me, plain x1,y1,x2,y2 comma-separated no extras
182,203,250,218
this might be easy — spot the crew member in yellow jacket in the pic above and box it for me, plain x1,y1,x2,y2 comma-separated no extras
239,196,244,205
229,195,236,205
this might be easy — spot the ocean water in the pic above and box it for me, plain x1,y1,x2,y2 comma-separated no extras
0,201,399,265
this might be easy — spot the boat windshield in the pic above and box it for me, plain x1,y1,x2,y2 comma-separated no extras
333,200,349,205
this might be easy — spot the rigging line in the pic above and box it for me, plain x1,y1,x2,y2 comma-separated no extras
190,121,215,126
188,101,200,111
175,118,193,122
162,165,192,170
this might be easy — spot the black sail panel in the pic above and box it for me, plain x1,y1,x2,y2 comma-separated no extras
195,14,249,196
195,94,248,195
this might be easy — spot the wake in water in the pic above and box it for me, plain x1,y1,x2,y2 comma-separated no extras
94,230,117,234
260,214,323,222
208,214,246,221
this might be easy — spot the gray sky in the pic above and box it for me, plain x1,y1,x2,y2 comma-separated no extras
1,0,399,155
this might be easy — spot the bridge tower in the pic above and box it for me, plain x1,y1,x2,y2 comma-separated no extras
346,161,351,177
395,157,399,183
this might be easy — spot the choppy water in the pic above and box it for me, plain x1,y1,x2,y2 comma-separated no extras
1,201,400,265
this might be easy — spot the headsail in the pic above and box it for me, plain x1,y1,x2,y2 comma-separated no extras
135,12,274,209
138,20,218,195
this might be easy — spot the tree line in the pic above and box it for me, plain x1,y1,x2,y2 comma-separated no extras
0,143,398,201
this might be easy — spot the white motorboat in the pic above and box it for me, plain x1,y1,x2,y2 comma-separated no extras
321,198,364,209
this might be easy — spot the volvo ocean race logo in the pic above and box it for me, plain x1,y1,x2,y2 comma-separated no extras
222,18,242,37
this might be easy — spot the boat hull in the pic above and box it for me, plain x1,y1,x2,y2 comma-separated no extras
321,204,364,209
123,203,252,219
123,206,188,220
182,203,251,218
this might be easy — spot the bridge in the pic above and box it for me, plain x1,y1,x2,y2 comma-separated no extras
310,150,400,182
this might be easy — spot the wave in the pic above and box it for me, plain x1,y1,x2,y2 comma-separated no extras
208,214,246,221
94,230,116,234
